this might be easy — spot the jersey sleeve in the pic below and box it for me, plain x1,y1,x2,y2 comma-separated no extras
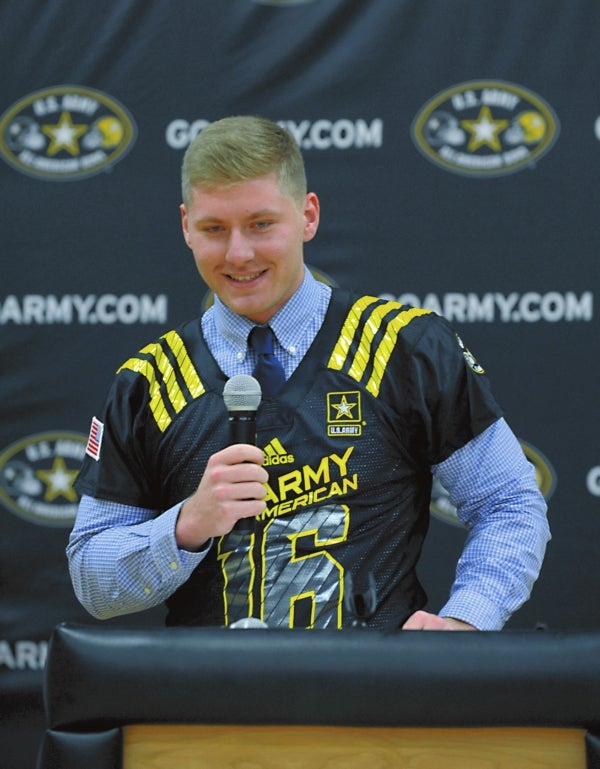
403,313,503,466
75,369,159,507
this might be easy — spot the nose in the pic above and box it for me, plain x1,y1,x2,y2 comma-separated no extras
225,228,253,264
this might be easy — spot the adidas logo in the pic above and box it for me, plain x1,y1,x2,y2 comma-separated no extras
263,438,295,466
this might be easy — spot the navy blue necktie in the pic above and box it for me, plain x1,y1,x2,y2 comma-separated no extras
249,325,285,397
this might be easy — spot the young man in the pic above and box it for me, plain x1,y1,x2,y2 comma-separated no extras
69,115,550,631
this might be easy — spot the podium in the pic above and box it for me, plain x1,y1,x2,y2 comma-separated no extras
37,623,600,768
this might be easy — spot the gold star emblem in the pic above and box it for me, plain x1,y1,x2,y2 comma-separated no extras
331,394,357,420
42,111,88,156
36,457,79,502
461,106,509,152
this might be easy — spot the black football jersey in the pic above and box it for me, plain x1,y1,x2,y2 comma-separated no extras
76,289,502,629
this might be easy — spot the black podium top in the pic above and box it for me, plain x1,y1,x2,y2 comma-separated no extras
43,623,600,732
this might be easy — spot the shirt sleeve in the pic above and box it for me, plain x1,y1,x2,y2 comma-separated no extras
433,417,551,630
66,495,211,620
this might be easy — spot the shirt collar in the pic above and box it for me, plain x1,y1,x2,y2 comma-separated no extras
212,266,323,355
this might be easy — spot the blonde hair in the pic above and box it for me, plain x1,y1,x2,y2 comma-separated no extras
181,116,307,207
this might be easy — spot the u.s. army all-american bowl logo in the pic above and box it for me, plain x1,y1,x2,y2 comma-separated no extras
431,439,556,526
0,85,137,181
0,432,87,526
411,80,559,177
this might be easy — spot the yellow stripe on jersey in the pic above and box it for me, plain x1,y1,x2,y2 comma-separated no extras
139,339,188,414
347,300,400,383
117,330,204,432
328,295,379,371
367,306,431,396
117,358,174,432
328,298,431,397
162,330,205,399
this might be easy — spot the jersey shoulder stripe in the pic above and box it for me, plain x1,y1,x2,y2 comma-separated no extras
116,329,205,432
328,296,431,397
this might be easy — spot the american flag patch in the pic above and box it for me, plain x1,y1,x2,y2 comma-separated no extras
85,417,104,461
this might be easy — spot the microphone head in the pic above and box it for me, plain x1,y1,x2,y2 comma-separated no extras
223,374,262,412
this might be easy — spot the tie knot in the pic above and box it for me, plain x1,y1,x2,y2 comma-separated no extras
249,325,275,355
248,325,285,397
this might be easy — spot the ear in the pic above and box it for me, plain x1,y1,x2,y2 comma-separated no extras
180,203,191,248
303,192,320,243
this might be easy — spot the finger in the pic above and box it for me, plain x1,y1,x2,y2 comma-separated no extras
203,455,268,488
402,610,449,630
228,481,268,502
217,444,265,466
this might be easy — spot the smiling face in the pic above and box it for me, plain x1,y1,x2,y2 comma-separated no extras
181,173,320,324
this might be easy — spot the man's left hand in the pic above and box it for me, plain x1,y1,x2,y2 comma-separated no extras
402,610,476,630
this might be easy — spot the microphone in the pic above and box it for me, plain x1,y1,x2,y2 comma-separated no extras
223,374,262,444
229,617,269,629
223,374,262,533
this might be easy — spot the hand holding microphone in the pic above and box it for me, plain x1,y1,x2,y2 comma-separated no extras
174,375,266,549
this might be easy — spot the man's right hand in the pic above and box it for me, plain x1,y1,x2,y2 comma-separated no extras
175,444,268,550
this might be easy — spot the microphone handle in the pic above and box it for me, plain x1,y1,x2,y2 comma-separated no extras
228,411,257,531
228,411,257,445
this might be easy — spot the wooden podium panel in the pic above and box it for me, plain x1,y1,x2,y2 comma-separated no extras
123,725,586,769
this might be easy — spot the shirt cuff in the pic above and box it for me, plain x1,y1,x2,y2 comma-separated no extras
439,589,507,631
149,501,212,575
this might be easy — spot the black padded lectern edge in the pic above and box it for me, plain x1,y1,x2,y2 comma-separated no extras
43,623,600,731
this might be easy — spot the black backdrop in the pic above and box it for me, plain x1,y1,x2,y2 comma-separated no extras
1,2,599,767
